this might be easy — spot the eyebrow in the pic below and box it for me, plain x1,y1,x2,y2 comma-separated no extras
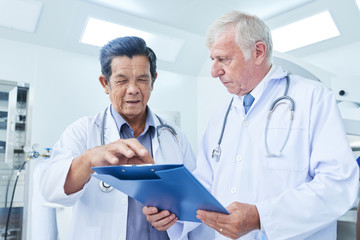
114,74,150,79
115,74,127,78
138,74,150,79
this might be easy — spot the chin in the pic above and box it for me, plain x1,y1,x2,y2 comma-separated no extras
226,88,238,95
126,110,145,118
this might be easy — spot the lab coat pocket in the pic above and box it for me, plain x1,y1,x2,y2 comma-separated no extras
264,152,307,172
263,121,308,172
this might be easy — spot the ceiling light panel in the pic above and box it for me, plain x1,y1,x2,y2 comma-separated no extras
271,11,340,52
0,0,43,33
81,17,184,63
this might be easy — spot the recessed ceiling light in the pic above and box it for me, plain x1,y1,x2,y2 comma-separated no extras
271,11,340,52
81,17,184,63
0,0,43,33
357,0,360,10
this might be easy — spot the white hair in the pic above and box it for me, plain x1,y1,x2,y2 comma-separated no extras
206,11,273,64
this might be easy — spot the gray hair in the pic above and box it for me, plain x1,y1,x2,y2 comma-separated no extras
100,36,157,85
206,11,273,64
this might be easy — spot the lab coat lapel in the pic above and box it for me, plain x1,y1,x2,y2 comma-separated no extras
103,106,121,144
151,113,160,162
270,65,288,81
250,65,288,113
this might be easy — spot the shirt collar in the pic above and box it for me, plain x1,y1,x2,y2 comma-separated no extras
232,65,278,110
110,105,155,138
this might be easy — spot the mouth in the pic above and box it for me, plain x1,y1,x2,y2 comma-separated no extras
126,100,141,104
221,80,231,86
219,77,230,85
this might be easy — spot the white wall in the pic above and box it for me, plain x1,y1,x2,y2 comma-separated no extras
196,59,231,150
0,39,38,84
0,38,106,151
303,41,360,76
149,70,198,152
30,47,106,150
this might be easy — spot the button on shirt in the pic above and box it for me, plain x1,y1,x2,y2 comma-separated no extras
110,105,169,240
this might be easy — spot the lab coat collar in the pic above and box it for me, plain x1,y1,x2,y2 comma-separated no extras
231,65,288,112
268,65,288,81
251,65,288,99
248,65,287,106
102,105,120,144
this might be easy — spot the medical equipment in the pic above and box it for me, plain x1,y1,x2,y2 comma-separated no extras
99,107,184,192
99,181,113,192
211,75,295,161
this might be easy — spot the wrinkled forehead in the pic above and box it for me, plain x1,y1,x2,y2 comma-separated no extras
110,56,151,75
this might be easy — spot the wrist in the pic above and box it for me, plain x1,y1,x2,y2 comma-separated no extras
78,148,96,172
252,205,261,230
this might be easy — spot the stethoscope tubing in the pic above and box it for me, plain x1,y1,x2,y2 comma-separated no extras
212,75,295,161
212,98,234,161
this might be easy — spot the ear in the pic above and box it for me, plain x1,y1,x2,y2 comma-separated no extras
151,72,158,90
99,75,110,94
254,41,267,65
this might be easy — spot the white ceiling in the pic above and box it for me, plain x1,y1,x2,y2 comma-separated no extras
0,0,359,77
86,0,315,35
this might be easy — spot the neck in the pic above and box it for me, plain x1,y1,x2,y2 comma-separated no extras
250,64,272,89
124,113,147,138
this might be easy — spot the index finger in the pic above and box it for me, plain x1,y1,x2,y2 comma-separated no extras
122,139,154,164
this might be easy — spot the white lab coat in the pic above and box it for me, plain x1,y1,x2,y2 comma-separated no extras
30,157,58,240
169,66,359,240
40,106,196,240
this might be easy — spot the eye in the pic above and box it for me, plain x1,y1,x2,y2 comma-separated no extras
114,79,127,85
137,76,151,83
220,58,231,64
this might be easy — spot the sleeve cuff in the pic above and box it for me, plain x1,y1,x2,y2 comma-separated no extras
256,203,267,239
167,221,184,240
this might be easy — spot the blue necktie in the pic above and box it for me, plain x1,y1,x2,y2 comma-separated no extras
243,93,255,114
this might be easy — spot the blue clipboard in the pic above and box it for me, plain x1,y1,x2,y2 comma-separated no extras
92,164,229,222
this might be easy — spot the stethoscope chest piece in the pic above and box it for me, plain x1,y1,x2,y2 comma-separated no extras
212,144,221,162
99,181,113,192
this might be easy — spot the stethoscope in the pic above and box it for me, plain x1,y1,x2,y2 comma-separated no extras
99,107,181,192
211,75,295,162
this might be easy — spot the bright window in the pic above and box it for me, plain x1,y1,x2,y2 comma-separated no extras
81,17,184,63
271,11,340,52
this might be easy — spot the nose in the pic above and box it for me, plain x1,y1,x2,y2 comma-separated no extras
211,61,224,78
127,81,140,95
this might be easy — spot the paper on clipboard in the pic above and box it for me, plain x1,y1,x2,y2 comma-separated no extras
92,164,229,222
